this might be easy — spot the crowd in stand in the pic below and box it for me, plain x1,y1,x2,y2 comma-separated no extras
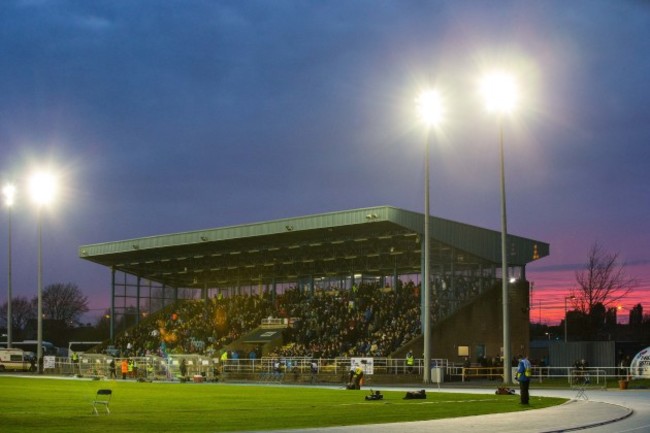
276,282,421,358
110,281,422,360
113,293,274,358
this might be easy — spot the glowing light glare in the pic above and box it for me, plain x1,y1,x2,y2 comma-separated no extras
480,71,518,114
2,183,16,207
416,89,444,126
28,172,57,206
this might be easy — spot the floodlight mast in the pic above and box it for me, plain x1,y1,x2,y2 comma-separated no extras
3,184,16,348
416,90,443,383
29,172,57,374
481,71,518,384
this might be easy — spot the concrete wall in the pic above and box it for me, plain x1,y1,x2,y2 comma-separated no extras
549,341,616,367
403,281,530,364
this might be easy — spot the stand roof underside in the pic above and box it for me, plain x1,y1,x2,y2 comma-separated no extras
79,206,549,288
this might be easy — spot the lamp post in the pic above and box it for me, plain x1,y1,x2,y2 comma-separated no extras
416,89,443,384
564,295,575,342
29,172,57,374
2,184,16,348
481,71,518,384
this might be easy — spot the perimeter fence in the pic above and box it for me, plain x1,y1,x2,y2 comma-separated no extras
18,354,634,389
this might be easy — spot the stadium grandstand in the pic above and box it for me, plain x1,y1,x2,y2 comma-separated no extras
79,205,548,369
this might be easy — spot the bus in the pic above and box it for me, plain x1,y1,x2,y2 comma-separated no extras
0,340,58,358
68,341,102,358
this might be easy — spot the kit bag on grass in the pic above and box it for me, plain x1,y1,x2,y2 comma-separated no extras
403,389,426,399
365,390,384,401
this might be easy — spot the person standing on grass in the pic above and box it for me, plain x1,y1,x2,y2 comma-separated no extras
406,350,414,373
180,359,187,378
121,358,129,380
310,360,318,384
515,354,532,405
109,359,117,379
348,364,364,389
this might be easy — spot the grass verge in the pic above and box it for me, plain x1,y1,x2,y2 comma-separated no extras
0,376,566,432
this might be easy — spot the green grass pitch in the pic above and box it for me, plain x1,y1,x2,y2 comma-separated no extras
0,376,566,432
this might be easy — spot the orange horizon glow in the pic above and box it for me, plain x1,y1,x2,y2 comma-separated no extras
528,263,650,326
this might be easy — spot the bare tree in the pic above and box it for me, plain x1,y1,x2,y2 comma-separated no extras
0,296,36,336
571,242,637,315
42,283,89,326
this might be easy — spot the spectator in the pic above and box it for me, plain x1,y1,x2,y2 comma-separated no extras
180,358,187,377
310,360,318,384
348,364,364,390
515,354,532,405
406,350,414,373
109,359,116,379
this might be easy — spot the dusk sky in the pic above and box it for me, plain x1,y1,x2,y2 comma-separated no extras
1,1,648,326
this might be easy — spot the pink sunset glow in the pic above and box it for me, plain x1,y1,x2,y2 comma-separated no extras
527,262,650,326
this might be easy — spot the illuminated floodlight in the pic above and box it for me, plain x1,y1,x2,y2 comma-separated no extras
416,87,444,383
28,170,59,373
480,70,519,384
2,183,16,207
416,89,444,126
480,71,518,114
28,172,57,206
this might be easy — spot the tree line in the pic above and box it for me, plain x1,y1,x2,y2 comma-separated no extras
533,242,649,342
0,282,94,345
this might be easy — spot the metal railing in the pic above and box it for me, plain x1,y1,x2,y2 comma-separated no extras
448,365,618,387
22,355,635,388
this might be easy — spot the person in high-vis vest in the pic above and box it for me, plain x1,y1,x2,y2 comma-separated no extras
515,354,532,404
348,365,364,389
121,359,128,380
220,350,228,374
406,351,414,373
71,351,79,373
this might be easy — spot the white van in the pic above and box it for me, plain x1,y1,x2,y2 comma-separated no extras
0,348,36,372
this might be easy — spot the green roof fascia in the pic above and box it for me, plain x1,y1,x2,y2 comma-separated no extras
385,207,549,265
79,205,548,266
79,206,397,257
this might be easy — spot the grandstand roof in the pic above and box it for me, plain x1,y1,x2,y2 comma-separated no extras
79,206,549,288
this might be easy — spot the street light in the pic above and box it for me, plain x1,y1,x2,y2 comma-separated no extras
616,305,625,325
416,89,443,384
2,184,16,348
29,172,57,373
564,295,575,342
481,71,518,384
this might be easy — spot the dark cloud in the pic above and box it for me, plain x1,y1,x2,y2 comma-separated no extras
0,0,648,320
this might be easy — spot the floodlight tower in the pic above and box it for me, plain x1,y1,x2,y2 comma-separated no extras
29,172,57,373
3,184,16,348
480,71,518,384
416,89,443,383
